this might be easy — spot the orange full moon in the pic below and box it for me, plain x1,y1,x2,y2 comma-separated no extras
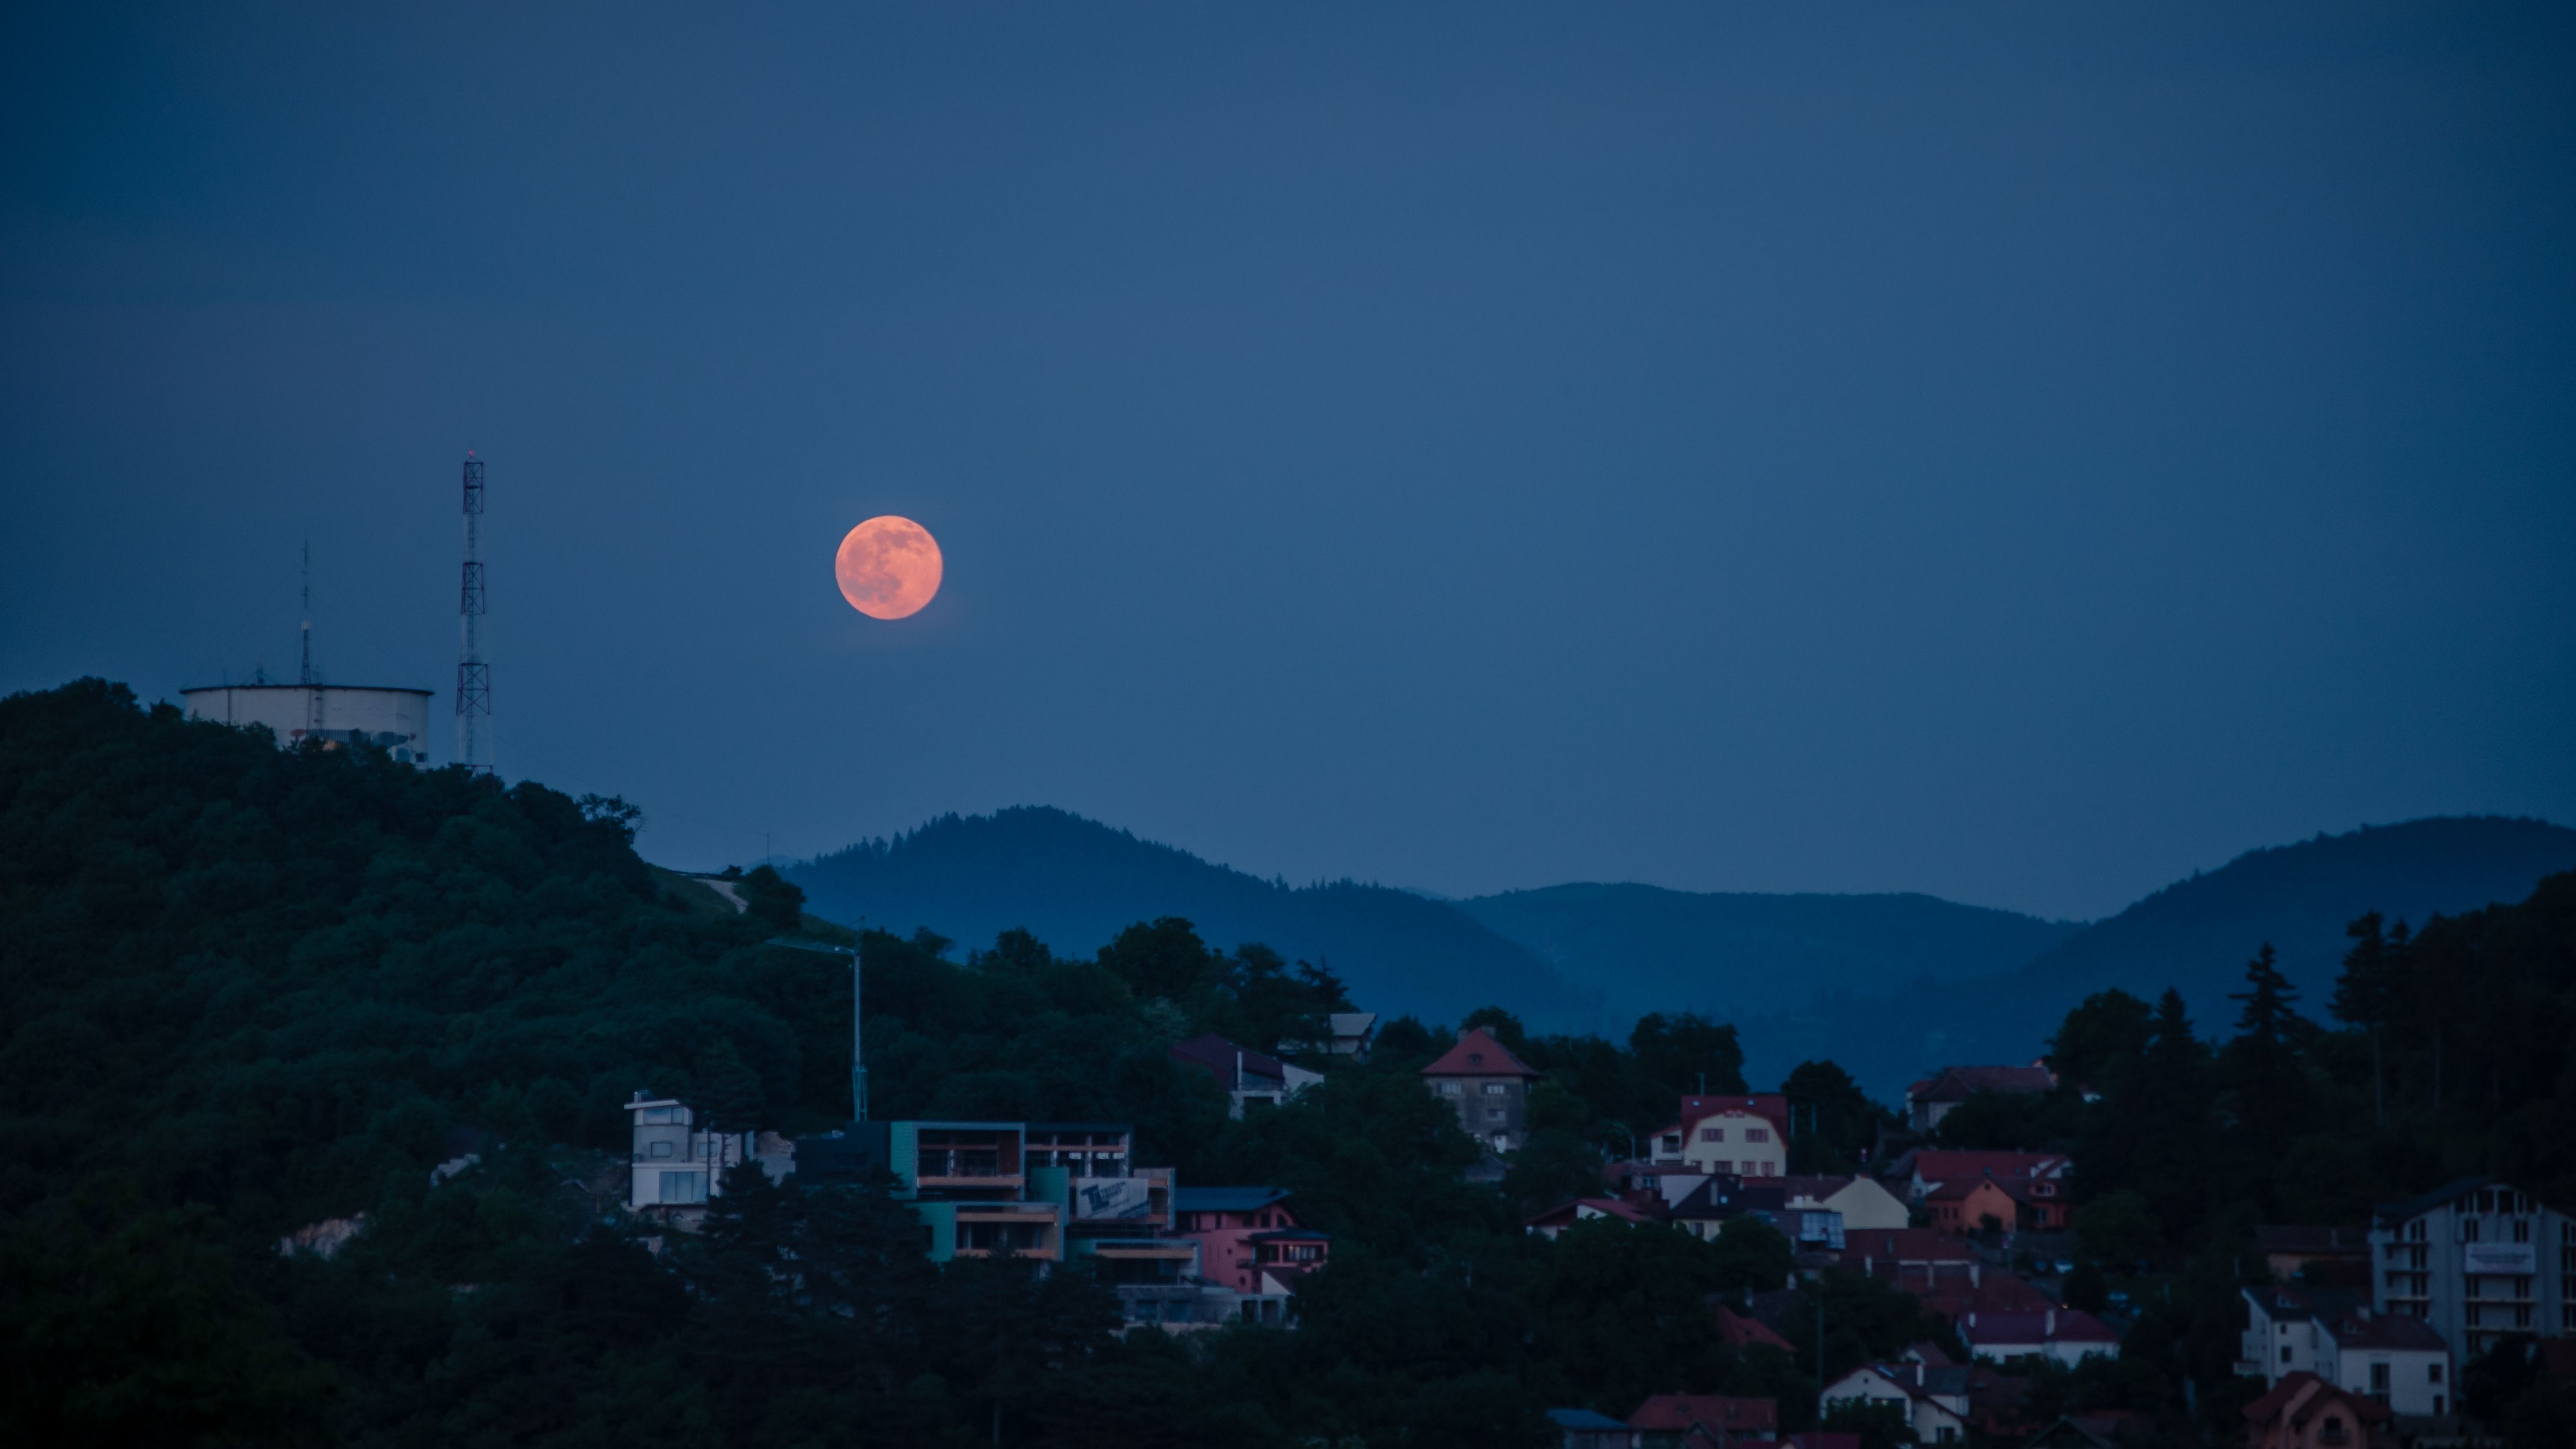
834,515,944,620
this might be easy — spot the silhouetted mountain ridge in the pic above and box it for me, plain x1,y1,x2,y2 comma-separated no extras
788,807,1594,1027
789,809,2576,1102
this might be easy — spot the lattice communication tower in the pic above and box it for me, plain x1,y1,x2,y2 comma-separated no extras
455,456,492,774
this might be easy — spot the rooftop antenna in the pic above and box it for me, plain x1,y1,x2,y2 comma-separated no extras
299,541,316,685
455,454,492,774
299,542,325,741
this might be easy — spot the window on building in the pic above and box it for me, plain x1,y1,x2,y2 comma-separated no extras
2515,1306,2533,1329
1439,1082,1462,1096
2514,1220,2532,1243
1747,1128,1770,1143
2429,1364,2444,1384
2408,1220,2428,1242
649,1140,673,1159
2281,1347,2292,1364
2464,1219,2482,1243
1487,1108,1505,1122
1714,1161,1732,1173
1703,1128,1725,1142
660,1170,706,1204
1483,1083,1508,1095
2370,1363,2390,1391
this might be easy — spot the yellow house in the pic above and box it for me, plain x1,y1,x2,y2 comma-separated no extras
1785,1174,1910,1232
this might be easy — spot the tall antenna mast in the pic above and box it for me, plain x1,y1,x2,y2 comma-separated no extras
455,455,492,774
299,541,316,685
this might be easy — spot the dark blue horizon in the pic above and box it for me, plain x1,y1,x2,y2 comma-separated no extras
5,2,2572,921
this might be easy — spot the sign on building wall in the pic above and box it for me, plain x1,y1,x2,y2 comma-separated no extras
2462,1242,2538,1275
1074,1177,1155,1221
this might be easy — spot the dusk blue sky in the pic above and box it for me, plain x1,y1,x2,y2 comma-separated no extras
5,4,2571,922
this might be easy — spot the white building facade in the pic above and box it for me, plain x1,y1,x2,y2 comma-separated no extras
2371,1177,2572,1361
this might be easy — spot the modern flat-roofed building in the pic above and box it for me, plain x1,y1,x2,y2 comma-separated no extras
2370,1177,2572,1361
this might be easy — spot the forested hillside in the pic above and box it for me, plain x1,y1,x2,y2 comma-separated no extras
1462,883,2082,1085
1778,817,2576,1095
789,806,1592,1028
11,678,2574,1446
0,681,1829,1447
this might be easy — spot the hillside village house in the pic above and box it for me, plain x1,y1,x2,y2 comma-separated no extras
2241,1373,2393,1449
1281,1012,1379,1060
1171,1185,1329,1316
624,1093,789,1223
1627,1394,1778,1448
1647,1093,1793,1179
1906,1065,2056,1132
1957,1308,2121,1367
1824,1359,1971,1444
1170,1033,1322,1118
1784,1174,1909,1232
2368,1177,2573,1360
1421,1027,1542,1152
1901,1150,2074,1233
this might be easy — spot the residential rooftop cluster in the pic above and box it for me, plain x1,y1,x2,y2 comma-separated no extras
621,1016,2576,1448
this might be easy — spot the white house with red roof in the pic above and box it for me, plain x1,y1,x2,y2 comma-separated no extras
1646,1094,1792,1179
1957,1308,2121,1367
1421,1027,1542,1151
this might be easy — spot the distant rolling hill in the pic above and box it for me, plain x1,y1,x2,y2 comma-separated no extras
1800,816,2576,1098
785,807,1593,1028
785,808,2576,1104
1460,883,2082,1028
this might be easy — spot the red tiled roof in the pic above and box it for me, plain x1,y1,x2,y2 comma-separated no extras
2241,1372,2392,1427
1715,1304,1796,1352
1909,1151,2068,1188
1630,1396,1779,1433
1678,1093,1791,1140
1420,1027,1542,1078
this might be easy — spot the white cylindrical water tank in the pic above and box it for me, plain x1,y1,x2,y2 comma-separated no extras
180,684,437,765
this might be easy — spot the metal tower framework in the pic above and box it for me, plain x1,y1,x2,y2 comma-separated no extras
455,457,492,774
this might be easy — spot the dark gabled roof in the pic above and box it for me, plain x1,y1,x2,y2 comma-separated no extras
1170,1034,1288,1086
2244,1283,2365,1324
2371,1176,2496,1227
1421,1027,1542,1078
2325,1311,2447,1352
1910,1066,2055,1103
1669,1176,1753,1221
1174,1186,1292,1214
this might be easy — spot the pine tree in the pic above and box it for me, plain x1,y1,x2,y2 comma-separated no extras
2333,912,2393,1126
2226,943,2314,1160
